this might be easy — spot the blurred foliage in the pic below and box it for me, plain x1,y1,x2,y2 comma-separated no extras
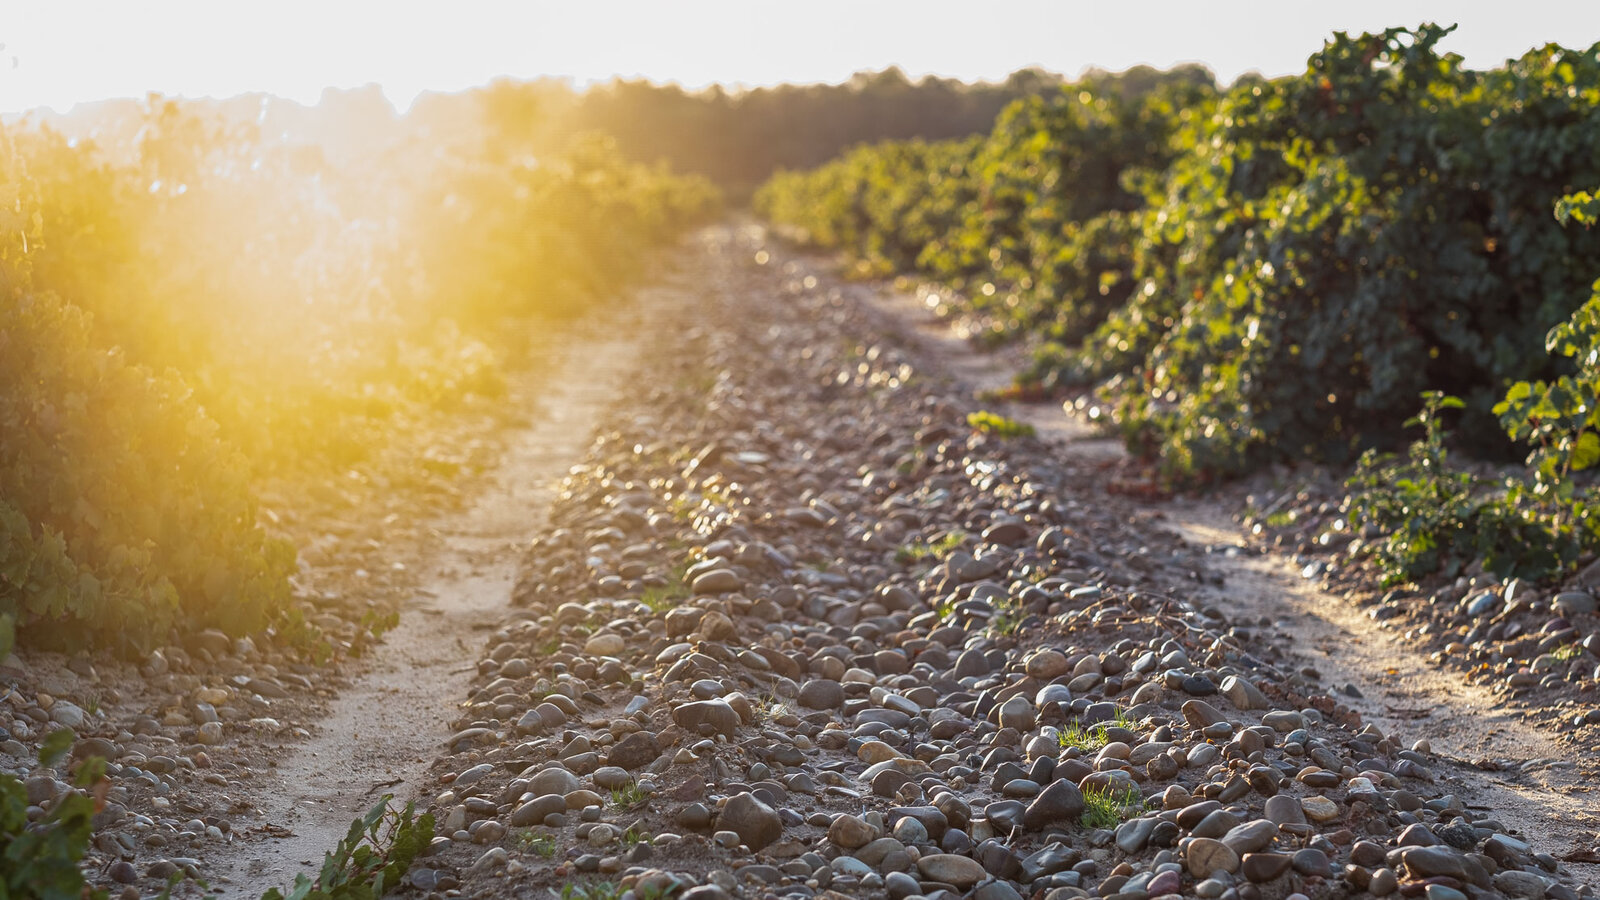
0,90,717,651
0,728,110,900
757,26,1600,488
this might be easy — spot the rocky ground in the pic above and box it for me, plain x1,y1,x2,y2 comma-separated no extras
1228,473,1600,738
409,225,1600,900
5,223,1598,900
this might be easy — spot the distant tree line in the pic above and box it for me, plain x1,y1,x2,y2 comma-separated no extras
554,65,1216,198
33,66,1218,201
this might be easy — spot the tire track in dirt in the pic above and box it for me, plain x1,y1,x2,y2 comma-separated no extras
206,275,693,895
816,236,1600,883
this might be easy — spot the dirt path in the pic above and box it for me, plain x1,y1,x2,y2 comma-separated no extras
208,285,684,894
832,246,1600,880
1167,509,1600,876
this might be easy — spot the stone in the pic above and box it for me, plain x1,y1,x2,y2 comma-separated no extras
608,731,661,769
829,814,879,850
1494,869,1548,899
452,763,495,789
1399,846,1469,881
1300,796,1339,823
854,836,905,867
1221,819,1278,855
885,870,921,900
676,803,713,829
1241,852,1291,882
672,700,741,738
1022,779,1084,830
528,767,581,796
916,854,987,888
592,766,632,790
799,679,845,710
1026,650,1070,679
1263,795,1305,825
1181,699,1228,729
718,792,782,850
1147,870,1181,895
1187,838,1241,877
997,696,1035,731
584,633,626,656
1220,675,1270,710
49,702,86,730
1291,848,1330,877
108,860,138,884
1553,591,1596,618
1115,816,1157,854
509,794,566,826
691,569,741,595
973,880,1023,900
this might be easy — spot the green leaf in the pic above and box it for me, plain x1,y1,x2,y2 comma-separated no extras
38,728,75,768
1572,431,1600,472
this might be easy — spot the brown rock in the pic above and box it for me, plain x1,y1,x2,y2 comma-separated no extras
1187,837,1241,878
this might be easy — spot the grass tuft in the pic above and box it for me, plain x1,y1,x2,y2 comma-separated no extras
1057,709,1137,751
640,562,691,613
519,830,558,858
967,410,1036,439
1080,784,1146,830
609,782,649,809
560,882,623,900
896,530,968,565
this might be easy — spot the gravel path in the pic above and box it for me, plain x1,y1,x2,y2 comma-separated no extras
407,224,1598,900
8,223,1595,900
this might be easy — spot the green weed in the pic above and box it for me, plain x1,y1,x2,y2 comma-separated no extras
967,410,1036,439
640,563,691,612
1058,709,1136,751
560,881,623,900
609,783,648,809
1080,784,1146,830
519,830,558,858
896,530,968,565
259,795,434,900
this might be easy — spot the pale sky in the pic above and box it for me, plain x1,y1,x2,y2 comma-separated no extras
2,1,1599,114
